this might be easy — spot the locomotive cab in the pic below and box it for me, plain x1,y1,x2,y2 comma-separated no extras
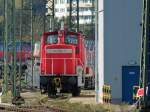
40,28,86,96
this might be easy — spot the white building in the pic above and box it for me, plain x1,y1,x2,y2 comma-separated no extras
97,0,142,103
54,0,94,24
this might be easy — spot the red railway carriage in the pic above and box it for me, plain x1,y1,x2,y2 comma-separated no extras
0,42,31,62
40,29,88,96
0,51,31,62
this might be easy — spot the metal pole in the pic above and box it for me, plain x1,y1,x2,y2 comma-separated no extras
44,13,46,32
143,0,149,110
12,0,17,97
69,0,79,31
2,0,5,87
31,0,34,88
76,0,79,32
95,0,99,103
92,0,95,38
49,16,52,31
3,0,8,94
49,0,54,31
52,0,54,30
95,0,104,103
139,0,145,108
140,0,150,110
69,0,72,29
19,0,23,92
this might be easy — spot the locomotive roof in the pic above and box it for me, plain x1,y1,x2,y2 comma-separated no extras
42,30,82,36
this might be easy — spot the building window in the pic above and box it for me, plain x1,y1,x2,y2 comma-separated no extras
80,0,84,3
55,0,58,4
67,7,70,11
55,8,59,12
60,8,65,12
60,0,64,4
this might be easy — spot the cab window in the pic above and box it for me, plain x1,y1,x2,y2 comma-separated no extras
65,35,78,45
46,35,58,44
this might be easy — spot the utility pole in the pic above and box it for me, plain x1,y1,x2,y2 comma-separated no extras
69,0,79,32
3,0,8,94
92,0,95,38
76,0,79,32
139,0,150,111
19,0,23,93
12,0,17,98
11,0,24,105
16,0,34,89
43,0,46,32
95,0,99,103
31,0,34,88
95,0,104,103
46,0,54,31
69,0,72,30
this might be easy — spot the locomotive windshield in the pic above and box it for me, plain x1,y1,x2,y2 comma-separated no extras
46,35,58,44
65,35,78,45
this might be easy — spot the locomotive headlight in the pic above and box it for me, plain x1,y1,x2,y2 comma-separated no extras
76,66,83,74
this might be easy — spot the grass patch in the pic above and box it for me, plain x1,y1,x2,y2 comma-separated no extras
44,100,109,112
1,91,12,103
43,100,138,112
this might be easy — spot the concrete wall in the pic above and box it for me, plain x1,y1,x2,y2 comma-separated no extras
98,0,142,103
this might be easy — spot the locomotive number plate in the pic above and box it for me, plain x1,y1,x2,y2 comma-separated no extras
46,49,72,53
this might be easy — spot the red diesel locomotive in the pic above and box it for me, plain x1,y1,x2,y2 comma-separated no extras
40,27,92,96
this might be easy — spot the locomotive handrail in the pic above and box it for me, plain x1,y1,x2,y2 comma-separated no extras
42,58,84,75
42,57,83,66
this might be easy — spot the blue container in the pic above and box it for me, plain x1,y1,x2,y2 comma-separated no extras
122,66,140,104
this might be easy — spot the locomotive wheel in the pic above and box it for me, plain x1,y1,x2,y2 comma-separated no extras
41,88,46,94
72,86,81,97
40,85,46,94
47,80,56,97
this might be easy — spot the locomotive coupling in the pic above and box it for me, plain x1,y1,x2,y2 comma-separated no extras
54,78,61,93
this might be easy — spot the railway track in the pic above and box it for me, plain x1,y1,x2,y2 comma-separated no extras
0,103,71,112
0,91,95,112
